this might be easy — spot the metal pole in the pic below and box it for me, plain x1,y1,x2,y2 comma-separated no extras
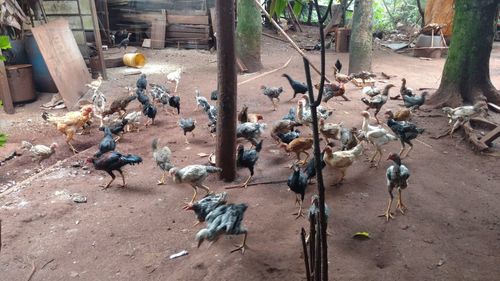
215,0,237,181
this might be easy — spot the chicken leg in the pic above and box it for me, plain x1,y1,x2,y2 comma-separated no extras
157,171,167,185
230,232,248,254
118,169,126,187
396,189,407,214
379,189,395,221
294,201,304,219
101,171,116,189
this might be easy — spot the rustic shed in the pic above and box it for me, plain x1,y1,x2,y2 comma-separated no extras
425,0,455,38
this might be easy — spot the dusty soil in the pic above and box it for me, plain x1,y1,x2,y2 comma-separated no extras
1,27,500,280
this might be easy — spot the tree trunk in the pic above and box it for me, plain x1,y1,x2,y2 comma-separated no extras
236,0,263,72
340,0,348,26
428,0,500,107
348,0,373,74
416,0,425,27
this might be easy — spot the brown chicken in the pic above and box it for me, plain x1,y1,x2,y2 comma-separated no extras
315,82,348,102
322,139,364,185
385,108,411,121
333,67,352,84
101,88,137,118
42,105,93,153
279,137,313,165
238,105,264,123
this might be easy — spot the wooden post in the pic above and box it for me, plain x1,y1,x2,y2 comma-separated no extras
215,0,237,181
0,50,14,114
89,0,107,80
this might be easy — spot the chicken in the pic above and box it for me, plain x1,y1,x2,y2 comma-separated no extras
385,108,411,122
361,111,398,167
118,33,131,49
149,83,170,103
167,67,182,92
236,122,266,146
210,89,218,101
385,112,423,155
91,90,107,125
136,74,147,90
195,89,209,111
235,140,263,188
86,75,103,92
169,165,222,204
362,86,381,97
399,78,414,97
101,91,137,119
42,105,93,153
159,93,181,115
351,71,376,83
279,137,313,165
380,153,410,221
196,203,248,254
340,127,359,151
152,138,173,185
282,73,308,100
270,119,301,144
87,151,142,189
323,140,363,185
179,118,196,144
185,192,228,224
303,152,326,184
361,84,395,123
287,163,309,218
334,59,342,72
277,129,301,144
261,85,284,111
95,127,116,157
136,88,150,106
403,91,428,110
202,101,218,136
333,67,352,84
123,111,142,132
297,97,332,126
306,194,331,242
282,107,297,122
442,102,487,137
238,105,263,124
317,82,348,102
319,119,342,144
142,101,157,126
20,141,57,167
107,118,128,141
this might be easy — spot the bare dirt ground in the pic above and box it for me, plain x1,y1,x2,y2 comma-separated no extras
1,28,500,280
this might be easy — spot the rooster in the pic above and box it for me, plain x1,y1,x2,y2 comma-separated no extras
380,153,410,221
235,140,263,188
385,111,425,158
261,85,284,111
287,163,309,218
152,138,173,185
20,141,58,167
42,105,93,153
87,151,142,189
361,84,395,124
282,73,308,100
323,140,364,185
169,165,222,204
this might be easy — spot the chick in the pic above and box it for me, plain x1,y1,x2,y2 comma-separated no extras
179,118,196,144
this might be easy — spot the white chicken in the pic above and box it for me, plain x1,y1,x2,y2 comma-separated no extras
167,67,182,92
21,141,58,167
323,140,364,184
297,96,332,126
124,111,142,132
442,102,487,137
169,165,222,204
360,111,397,167
362,86,381,97
195,88,209,111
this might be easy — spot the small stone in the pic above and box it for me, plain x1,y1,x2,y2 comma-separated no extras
401,225,409,230
72,194,87,203
71,162,81,168
70,271,79,278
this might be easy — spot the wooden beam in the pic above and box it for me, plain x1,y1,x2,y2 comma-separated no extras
89,0,107,79
0,50,15,114
167,15,209,25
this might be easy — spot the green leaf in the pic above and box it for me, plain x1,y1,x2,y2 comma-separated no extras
270,0,288,18
293,0,304,17
0,55,6,61
0,133,7,148
0,35,12,50
352,231,371,240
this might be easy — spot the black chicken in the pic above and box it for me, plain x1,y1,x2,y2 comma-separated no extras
335,59,342,72
210,89,218,101
386,111,424,158
87,151,142,189
282,73,308,100
185,192,228,224
108,118,129,141
380,153,410,221
168,94,181,114
136,74,147,90
118,33,131,49
142,101,157,126
136,88,150,105
287,163,309,219
235,140,263,188
403,91,428,110
95,127,116,157
277,129,300,144
303,152,326,184
179,118,196,144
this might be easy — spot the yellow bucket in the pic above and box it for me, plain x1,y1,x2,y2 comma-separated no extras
123,53,146,68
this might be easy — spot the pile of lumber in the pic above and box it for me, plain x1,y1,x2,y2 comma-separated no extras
165,15,211,49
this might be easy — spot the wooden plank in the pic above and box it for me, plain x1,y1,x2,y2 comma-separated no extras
90,0,107,79
151,10,167,49
167,24,209,33
31,19,91,109
0,50,14,114
167,15,209,25
166,31,209,39
481,127,500,147
166,43,209,49
165,38,210,43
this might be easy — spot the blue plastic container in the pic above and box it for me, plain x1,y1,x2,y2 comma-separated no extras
24,34,58,93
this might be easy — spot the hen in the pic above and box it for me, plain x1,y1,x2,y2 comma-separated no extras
287,163,309,218
297,97,332,126
169,165,222,204
279,137,313,165
20,141,58,167
385,108,411,122
403,91,428,110
385,111,425,158
282,73,308,100
380,153,410,221
159,93,181,115
399,78,414,97
323,140,363,185
235,140,263,188
96,126,116,157
361,84,395,123
101,91,137,119
42,105,93,153
238,105,263,124
152,138,173,185
196,203,249,254
179,118,196,144
87,151,142,189
236,122,266,146
261,85,284,111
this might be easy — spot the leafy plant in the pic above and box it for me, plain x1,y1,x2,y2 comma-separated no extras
0,35,12,61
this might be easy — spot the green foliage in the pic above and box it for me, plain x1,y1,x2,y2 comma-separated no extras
0,35,12,61
0,133,6,148
372,0,424,32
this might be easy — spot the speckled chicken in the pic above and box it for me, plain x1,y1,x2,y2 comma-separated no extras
270,119,301,144
340,127,359,151
277,129,301,144
185,192,228,224
287,163,309,218
317,82,348,102
237,122,267,146
361,84,395,123
21,141,58,167
380,153,410,221
385,111,424,158
152,138,173,185
403,91,428,110
261,85,284,110
319,119,342,144
279,137,314,165
179,118,196,144
169,165,222,204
